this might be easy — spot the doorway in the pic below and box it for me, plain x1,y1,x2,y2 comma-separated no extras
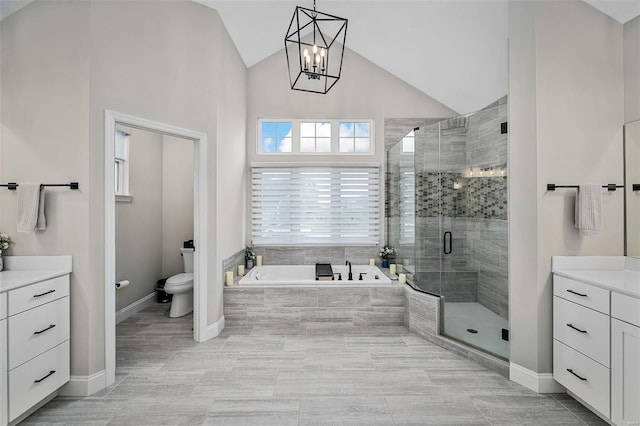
104,110,209,388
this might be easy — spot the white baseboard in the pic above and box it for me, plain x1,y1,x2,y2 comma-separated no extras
198,315,225,342
58,370,107,397
510,363,566,394
116,292,156,324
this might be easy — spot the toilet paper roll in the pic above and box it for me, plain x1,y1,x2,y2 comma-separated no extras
116,280,130,289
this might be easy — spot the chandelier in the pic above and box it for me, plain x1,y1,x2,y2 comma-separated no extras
284,0,348,94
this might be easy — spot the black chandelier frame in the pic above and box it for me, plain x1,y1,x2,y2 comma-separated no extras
284,2,348,94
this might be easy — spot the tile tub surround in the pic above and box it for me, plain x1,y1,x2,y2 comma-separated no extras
24,303,606,425
224,284,406,329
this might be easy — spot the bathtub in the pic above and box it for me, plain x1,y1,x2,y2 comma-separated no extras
238,264,392,286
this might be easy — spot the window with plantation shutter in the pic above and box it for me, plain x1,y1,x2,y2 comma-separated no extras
251,166,380,245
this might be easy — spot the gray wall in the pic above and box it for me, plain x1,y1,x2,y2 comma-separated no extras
162,135,194,279
509,0,624,376
625,15,640,123
115,129,163,311
247,46,457,246
0,0,247,379
115,130,194,312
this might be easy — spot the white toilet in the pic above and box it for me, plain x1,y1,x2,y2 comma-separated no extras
164,247,194,318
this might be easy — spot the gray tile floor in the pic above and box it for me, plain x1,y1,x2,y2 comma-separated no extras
24,303,607,425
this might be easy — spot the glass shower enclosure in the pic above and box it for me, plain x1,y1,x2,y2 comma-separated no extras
387,98,509,359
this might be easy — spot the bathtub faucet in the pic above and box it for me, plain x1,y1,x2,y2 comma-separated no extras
345,260,353,281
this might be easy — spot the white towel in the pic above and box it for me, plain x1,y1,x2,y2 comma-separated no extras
574,184,601,237
17,183,46,233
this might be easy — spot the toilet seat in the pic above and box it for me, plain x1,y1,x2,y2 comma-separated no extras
166,272,193,288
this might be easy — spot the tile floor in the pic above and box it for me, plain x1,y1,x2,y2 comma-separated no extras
23,303,607,425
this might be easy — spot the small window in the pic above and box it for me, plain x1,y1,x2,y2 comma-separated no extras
261,121,292,153
402,130,415,153
114,129,130,196
339,122,371,153
300,122,331,153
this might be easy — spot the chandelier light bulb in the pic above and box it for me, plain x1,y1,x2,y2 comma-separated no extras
313,44,318,54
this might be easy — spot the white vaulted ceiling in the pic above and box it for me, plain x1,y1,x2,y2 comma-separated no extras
1,0,639,113
196,0,640,114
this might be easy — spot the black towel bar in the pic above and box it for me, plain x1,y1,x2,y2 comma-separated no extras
0,182,79,191
547,184,623,192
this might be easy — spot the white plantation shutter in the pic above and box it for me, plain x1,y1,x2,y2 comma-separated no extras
252,166,380,245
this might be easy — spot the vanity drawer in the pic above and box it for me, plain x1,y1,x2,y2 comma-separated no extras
554,275,609,314
8,297,69,370
612,293,640,327
554,340,610,418
553,296,610,367
8,275,68,316
1,319,7,426
0,293,6,320
8,341,69,422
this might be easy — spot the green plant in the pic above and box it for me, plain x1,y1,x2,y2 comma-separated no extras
244,246,256,260
0,233,14,256
378,245,395,259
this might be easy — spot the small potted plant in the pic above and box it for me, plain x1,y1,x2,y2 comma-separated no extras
244,246,256,270
378,245,395,268
0,233,14,272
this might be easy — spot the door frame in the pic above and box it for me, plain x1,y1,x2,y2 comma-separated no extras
104,110,209,387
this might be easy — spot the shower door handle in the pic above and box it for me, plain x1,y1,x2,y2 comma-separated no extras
443,231,452,255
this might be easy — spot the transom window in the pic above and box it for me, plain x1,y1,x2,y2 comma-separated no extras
339,122,370,153
300,122,331,152
258,119,374,154
261,121,292,153
402,130,415,153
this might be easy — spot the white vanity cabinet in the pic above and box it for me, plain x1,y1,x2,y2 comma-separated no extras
552,256,640,426
0,256,72,425
552,276,610,418
611,293,640,426
0,293,7,426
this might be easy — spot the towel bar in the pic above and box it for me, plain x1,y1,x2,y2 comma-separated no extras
0,182,79,191
547,184,623,192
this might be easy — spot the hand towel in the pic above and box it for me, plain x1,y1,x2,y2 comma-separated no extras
574,184,601,237
17,183,45,233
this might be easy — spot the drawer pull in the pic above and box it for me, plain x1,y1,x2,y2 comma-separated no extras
34,370,56,383
33,289,56,298
567,368,587,381
566,323,587,334
33,324,56,335
566,289,587,297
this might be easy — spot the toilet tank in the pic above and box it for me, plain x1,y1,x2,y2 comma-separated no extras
180,247,195,273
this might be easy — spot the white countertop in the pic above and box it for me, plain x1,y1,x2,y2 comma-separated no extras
553,269,640,299
0,269,71,293
552,256,640,299
0,255,73,293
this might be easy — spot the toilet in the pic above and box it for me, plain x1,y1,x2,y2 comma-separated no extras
164,247,194,318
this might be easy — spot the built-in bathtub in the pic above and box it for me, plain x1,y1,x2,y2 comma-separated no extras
225,264,402,329
238,264,392,286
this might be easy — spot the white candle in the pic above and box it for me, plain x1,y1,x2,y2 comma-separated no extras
225,271,234,286
397,264,403,274
256,255,263,266
369,258,375,266
403,258,410,266
399,273,407,284
237,265,244,276
390,264,396,275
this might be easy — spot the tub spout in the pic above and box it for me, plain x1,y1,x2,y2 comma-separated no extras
345,260,353,280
